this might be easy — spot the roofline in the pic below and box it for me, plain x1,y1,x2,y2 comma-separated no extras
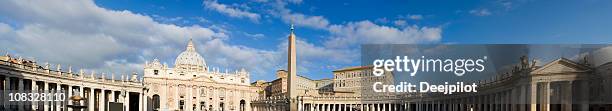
332,65,373,72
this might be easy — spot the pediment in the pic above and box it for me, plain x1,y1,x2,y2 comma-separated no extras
532,58,591,74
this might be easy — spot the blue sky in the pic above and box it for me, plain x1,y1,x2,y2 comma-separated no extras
1,0,611,82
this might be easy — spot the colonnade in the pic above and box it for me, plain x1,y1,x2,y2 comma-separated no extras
0,76,147,111
0,56,147,111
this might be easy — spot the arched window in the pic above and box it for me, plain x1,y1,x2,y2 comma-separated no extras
239,100,246,111
219,102,225,111
152,95,160,111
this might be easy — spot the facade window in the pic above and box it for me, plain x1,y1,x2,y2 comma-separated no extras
154,70,159,75
153,95,160,111
179,100,185,110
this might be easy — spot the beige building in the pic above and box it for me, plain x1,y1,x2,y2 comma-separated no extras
268,70,318,97
143,39,259,111
332,66,393,97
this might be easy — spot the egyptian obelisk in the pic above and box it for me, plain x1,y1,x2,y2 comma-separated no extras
287,24,298,111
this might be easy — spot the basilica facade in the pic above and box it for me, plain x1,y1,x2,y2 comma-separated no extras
143,39,259,111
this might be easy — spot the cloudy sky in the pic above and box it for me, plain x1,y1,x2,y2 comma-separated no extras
0,0,611,81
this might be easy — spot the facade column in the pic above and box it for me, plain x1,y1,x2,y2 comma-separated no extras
110,91,115,103
381,103,385,111
18,78,23,111
89,88,94,111
125,92,130,111
56,83,61,111
3,77,9,110
565,81,573,111
79,86,84,106
546,82,551,111
143,92,147,111
530,83,537,111
32,80,38,111
187,87,192,111
360,104,364,111
43,82,49,111
310,104,314,111
68,85,73,111
100,90,106,111
139,92,143,111
323,104,326,111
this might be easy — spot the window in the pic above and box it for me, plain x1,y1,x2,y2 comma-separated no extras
179,100,185,110
153,95,160,111
153,70,159,75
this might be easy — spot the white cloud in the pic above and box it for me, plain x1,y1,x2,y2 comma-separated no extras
243,32,265,40
470,9,492,16
374,18,390,24
393,20,407,27
268,0,330,29
325,20,442,48
409,15,424,20
199,39,281,76
280,11,330,29
398,14,424,20
0,0,234,76
203,0,261,22
259,0,444,75
267,1,442,49
284,39,357,63
0,0,445,81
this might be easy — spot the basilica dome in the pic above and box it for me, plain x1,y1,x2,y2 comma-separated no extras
175,39,206,69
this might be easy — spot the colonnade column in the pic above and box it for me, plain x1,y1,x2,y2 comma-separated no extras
530,82,537,111
32,80,37,110
546,82,551,111
89,88,94,111
101,90,106,111
56,83,61,111
79,86,84,106
110,91,115,103
125,91,130,111
4,77,10,110
139,92,143,111
68,85,73,111
44,82,49,111
564,81,573,111
143,92,147,111
18,78,23,111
